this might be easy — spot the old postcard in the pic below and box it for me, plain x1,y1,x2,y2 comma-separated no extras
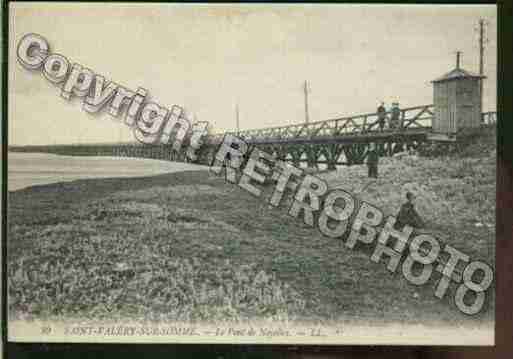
6,2,496,345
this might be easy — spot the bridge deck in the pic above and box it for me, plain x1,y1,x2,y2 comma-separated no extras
240,127,431,145
9,106,496,167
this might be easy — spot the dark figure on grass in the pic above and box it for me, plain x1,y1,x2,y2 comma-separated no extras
377,102,387,131
395,192,424,229
367,144,379,178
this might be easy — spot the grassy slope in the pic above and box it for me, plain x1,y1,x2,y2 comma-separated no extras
8,144,495,326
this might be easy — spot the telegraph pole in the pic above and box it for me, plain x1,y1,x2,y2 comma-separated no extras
479,19,485,75
478,18,486,112
304,80,310,124
235,103,240,132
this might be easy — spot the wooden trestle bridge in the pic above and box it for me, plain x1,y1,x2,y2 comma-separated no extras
204,104,496,168
10,104,497,169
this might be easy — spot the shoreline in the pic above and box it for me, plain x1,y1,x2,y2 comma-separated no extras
8,152,209,191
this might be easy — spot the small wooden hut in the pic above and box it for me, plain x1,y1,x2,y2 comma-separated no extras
431,53,485,136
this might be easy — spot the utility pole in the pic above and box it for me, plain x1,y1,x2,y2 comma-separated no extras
478,18,486,112
304,80,310,124
479,19,485,75
456,50,462,69
235,103,240,132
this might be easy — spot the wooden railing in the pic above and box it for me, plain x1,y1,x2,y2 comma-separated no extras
211,104,435,144
212,106,497,145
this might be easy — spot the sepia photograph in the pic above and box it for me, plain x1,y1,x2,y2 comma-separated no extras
6,2,496,345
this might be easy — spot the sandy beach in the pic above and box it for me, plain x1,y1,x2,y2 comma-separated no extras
8,152,208,191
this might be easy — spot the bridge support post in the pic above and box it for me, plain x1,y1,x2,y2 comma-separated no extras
345,144,367,165
323,144,342,171
289,148,301,167
394,141,404,154
305,145,319,170
387,141,393,156
377,142,386,157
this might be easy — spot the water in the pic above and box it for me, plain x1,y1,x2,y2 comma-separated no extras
8,152,208,191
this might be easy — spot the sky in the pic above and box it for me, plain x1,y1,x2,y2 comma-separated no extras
9,3,497,145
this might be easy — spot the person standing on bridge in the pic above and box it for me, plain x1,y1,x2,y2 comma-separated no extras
367,143,379,178
377,102,387,131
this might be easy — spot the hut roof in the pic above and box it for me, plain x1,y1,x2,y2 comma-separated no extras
432,67,486,83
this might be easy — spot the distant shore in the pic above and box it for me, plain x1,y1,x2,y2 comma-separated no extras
8,152,208,191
